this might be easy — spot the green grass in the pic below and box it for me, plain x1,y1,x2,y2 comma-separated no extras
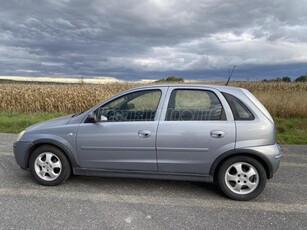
0,112,66,133
275,118,307,144
0,113,306,144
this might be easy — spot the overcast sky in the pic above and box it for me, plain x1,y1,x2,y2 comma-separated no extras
0,0,307,80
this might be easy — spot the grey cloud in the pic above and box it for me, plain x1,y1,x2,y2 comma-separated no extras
0,0,306,78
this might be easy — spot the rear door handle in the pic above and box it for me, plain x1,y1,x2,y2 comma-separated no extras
210,130,225,138
138,130,151,138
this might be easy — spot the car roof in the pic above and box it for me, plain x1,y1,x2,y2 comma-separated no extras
129,83,244,93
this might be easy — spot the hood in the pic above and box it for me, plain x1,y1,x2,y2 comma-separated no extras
26,114,72,132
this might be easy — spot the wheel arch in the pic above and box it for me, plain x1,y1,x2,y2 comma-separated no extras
210,149,273,180
26,139,78,169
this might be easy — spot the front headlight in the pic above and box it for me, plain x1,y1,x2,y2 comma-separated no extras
16,130,25,142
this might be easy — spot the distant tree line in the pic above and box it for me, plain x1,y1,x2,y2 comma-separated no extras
156,75,307,83
262,75,307,82
155,76,184,83
294,75,307,82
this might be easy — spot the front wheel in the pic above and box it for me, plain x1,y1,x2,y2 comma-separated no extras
217,156,267,201
29,145,71,186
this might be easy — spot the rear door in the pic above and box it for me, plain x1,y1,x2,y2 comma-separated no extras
156,87,236,175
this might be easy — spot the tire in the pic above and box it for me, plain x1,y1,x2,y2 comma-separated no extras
29,145,71,186
217,156,267,201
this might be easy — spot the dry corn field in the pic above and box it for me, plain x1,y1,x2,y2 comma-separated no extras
0,81,306,118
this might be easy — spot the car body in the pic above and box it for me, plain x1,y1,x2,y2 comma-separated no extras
14,84,282,200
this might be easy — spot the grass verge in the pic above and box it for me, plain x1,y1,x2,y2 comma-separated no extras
0,112,306,144
0,112,66,133
275,118,307,144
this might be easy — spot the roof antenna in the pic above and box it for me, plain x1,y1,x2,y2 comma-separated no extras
225,65,236,86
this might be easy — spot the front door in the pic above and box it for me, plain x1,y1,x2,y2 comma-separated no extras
76,89,163,171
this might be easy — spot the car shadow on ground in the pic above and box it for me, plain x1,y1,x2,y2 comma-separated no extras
64,175,225,199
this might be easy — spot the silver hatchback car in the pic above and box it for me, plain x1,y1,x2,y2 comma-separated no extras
14,84,281,200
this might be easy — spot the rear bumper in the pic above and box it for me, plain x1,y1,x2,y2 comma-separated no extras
247,143,282,177
273,144,282,173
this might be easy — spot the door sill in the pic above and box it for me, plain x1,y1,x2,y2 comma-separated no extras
73,168,213,182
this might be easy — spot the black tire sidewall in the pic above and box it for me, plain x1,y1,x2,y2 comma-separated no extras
217,156,267,201
29,145,71,186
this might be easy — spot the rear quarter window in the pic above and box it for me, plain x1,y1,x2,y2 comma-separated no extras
222,92,254,120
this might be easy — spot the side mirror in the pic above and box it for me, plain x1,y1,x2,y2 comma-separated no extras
86,111,97,123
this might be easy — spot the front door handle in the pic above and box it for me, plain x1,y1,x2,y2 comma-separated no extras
210,130,225,138
138,130,152,138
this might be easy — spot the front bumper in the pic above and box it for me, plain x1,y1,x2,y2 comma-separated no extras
13,141,33,170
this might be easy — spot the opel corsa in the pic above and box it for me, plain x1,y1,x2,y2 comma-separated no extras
14,84,282,200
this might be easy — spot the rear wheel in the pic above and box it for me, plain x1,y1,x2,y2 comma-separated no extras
217,156,267,201
29,145,71,186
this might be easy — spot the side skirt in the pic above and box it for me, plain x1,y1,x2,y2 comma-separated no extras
73,168,213,183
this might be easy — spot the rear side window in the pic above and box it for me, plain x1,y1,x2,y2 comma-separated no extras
166,89,225,121
222,93,254,120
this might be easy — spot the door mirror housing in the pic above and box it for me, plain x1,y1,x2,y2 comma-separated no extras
86,111,98,123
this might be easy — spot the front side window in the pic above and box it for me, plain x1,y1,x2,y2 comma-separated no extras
166,89,224,121
95,90,161,122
